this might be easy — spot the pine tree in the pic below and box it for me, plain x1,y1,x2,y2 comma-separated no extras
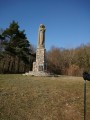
2,21,34,73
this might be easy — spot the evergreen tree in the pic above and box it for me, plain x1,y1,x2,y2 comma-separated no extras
1,21,35,73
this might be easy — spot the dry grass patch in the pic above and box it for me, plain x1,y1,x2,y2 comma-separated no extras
0,74,90,120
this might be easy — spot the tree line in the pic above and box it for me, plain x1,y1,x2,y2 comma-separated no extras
47,44,90,76
0,21,35,73
0,21,90,76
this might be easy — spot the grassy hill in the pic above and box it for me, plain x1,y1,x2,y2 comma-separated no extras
0,74,90,120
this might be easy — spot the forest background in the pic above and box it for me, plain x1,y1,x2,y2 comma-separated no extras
0,21,90,76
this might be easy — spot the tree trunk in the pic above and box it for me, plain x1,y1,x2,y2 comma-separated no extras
17,57,20,73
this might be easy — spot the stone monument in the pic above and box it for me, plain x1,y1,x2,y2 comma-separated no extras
33,24,47,72
23,24,50,76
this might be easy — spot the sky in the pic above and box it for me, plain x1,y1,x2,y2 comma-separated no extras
0,0,90,50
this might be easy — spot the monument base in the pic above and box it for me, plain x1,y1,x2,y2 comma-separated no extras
23,47,49,76
23,71,50,76
33,48,47,72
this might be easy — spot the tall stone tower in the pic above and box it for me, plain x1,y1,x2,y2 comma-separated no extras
33,24,47,72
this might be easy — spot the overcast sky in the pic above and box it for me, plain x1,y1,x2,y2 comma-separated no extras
0,0,90,50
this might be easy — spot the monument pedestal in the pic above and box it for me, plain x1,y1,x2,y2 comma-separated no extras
33,48,47,72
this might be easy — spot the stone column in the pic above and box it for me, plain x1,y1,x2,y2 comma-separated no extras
33,24,47,72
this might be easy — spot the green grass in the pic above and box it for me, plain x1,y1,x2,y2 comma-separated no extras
0,74,90,120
